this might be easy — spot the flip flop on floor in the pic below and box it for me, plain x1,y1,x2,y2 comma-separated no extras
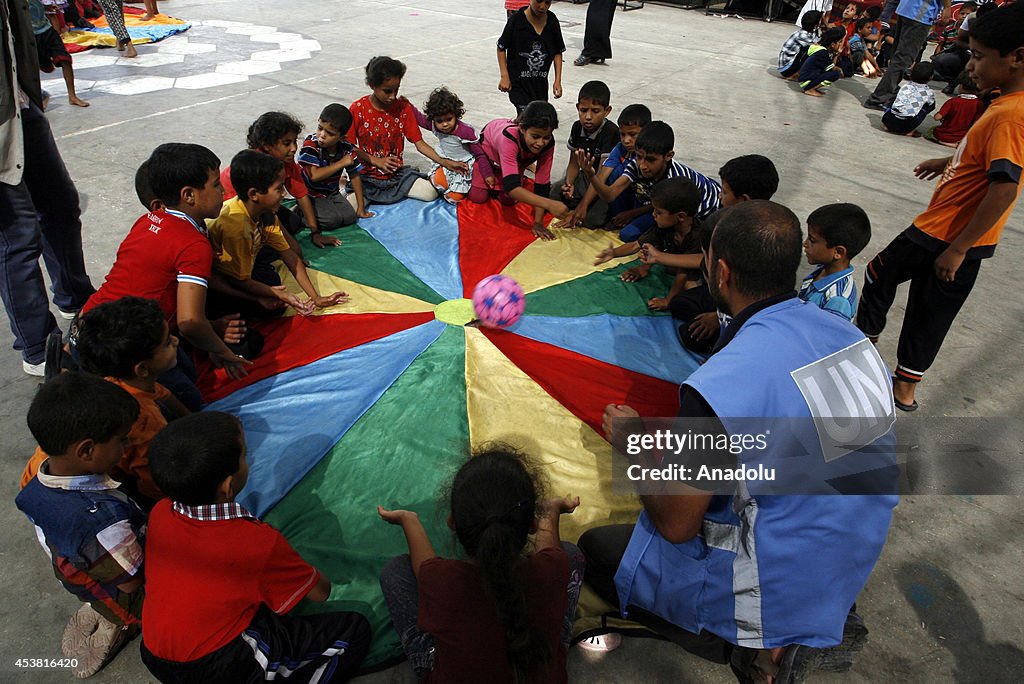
894,397,919,412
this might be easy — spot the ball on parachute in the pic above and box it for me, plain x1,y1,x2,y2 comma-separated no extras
472,275,525,329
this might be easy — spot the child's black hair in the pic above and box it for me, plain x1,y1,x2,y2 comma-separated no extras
649,177,700,216
864,5,881,21
819,27,848,49
807,203,872,258
246,111,303,151
578,80,611,108
134,159,157,210
76,297,166,379
147,143,220,208
635,120,674,156
855,16,872,32
319,103,353,135
230,149,285,198
801,10,823,31
365,55,407,87
910,61,934,84
974,1,997,19
28,372,139,457
617,103,652,128
148,412,244,506
719,154,780,201
423,87,465,122
958,69,980,93
449,446,548,678
516,100,558,131
969,2,1024,55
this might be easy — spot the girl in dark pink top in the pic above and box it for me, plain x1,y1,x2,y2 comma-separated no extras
471,101,569,239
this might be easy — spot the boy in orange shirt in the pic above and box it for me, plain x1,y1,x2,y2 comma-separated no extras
856,2,1024,411
21,297,188,507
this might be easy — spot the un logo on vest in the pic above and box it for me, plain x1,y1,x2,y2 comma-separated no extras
791,339,896,463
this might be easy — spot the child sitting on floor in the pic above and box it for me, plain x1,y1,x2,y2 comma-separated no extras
413,87,485,204
206,150,349,320
298,103,373,233
594,177,703,311
551,80,620,226
349,56,468,206
472,100,569,240
378,446,584,682
23,296,188,507
800,203,871,321
140,412,371,681
569,103,651,229
799,27,847,96
849,17,881,77
925,71,984,146
579,120,721,241
882,61,936,136
779,10,823,79
642,154,780,353
221,112,321,252
16,373,146,679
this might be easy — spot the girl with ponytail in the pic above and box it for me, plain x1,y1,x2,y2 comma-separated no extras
378,446,584,682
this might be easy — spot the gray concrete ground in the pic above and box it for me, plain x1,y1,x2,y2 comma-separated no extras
2,0,1022,681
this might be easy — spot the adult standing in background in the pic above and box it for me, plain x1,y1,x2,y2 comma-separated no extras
575,0,617,66
0,0,95,376
863,0,950,110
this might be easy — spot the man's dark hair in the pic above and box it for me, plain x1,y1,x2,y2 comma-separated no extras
711,200,802,299
230,150,285,198
617,103,652,128
28,373,139,457
517,101,558,130
246,111,303,150
318,103,353,135
807,203,872,258
365,55,407,87
148,412,244,505
910,61,934,84
134,159,157,210
578,80,611,107
801,10,823,31
76,297,166,379
635,120,674,156
649,177,700,216
424,87,465,122
719,155,779,201
147,143,220,207
820,27,848,48
969,2,1024,55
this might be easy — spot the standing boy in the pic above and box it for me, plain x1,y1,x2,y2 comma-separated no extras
570,103,652,229
800,203,872,322
857,2,1024,411
298,103,373,233
497,0,565,113
551,81,619,227
207,150,349,320
579,121,721,241
140,412,371,681
16,373,146,678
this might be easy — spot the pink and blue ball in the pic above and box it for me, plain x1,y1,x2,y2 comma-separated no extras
472,275,525,329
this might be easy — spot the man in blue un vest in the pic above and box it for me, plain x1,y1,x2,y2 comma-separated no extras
580,201,900,683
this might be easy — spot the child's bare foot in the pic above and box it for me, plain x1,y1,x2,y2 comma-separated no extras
42,91,51,111
904,130,922,138
803,88,823,97
141,13,155,21
122,42,138,58
116,42,125,52
68,94,90,107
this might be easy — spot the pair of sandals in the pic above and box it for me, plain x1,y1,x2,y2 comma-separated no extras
573,55,607,66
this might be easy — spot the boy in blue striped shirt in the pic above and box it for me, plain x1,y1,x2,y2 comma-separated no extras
799,203,872,321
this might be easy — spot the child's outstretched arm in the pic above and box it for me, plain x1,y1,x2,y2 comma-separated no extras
641,244,704,271
535,495,579,550
570,165,614,227
594,240,640,266
649,272,689,311
377,506,437,579
176,283,251,379
413,139,470,177
576,149,630,203
279,248,349,311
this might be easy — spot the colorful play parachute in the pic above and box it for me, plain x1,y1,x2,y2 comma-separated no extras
198,199,701,667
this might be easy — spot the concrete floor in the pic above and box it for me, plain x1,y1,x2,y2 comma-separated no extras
1,0,1022,681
